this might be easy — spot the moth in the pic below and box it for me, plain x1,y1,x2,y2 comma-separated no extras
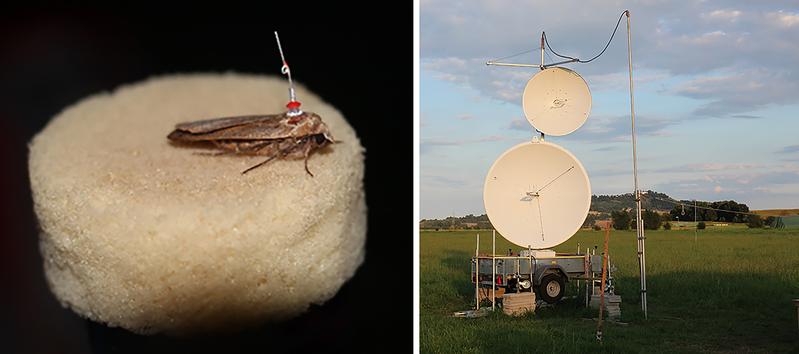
167,31,335,176
167,112,335,176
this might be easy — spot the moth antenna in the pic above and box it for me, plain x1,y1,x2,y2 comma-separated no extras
274,31,303,117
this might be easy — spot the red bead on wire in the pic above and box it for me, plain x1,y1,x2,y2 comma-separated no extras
286,100,302,110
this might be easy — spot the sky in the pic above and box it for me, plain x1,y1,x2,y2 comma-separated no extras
420,0,799,219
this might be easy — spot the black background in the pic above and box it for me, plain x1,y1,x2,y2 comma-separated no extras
0,4,411,354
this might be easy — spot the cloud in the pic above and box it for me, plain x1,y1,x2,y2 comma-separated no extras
423,57,532,104
593,145,619,152
509,118,531,131
652,167,799,205
703,9,743,22
422,1,799,116
562,114,676,142
766,10,799,28
420,134,513,153
456,114,476,121
421,173,466,188
672,69,799,116
655,163,764,173
779,145,799,154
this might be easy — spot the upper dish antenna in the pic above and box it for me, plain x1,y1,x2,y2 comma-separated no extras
522,67,592,136
483,141,591,249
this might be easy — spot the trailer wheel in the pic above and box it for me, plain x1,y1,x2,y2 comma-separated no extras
537,273,565,304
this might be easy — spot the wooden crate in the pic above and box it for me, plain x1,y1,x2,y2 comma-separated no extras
590,294,622,320
502,292,535,316
478,287,506,302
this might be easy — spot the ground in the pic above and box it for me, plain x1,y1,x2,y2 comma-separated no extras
420,228,799,353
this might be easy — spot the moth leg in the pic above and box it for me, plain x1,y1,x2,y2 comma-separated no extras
194,151,235,157
303,142,314,177
241,155,278,174
241,144,288,174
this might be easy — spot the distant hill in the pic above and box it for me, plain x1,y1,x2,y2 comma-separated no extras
591,190,675,213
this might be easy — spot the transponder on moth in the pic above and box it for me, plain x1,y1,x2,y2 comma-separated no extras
167,31,334,176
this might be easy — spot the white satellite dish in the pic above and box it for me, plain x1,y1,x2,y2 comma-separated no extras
483,141,591,249
522,67,592,136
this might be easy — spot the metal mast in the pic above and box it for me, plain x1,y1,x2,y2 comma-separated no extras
625,10,647,319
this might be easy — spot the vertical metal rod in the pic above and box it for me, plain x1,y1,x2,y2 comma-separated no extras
576,242,582,291
528,244,533,300
584,249,590,307
492,229,496,311
596,227,610,341
694,200,698,242
626,9,648,319
476,233,480,310
540,33,545,70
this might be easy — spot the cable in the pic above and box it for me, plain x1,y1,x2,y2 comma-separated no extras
645,195,765,218
545,49,556,64
543,32,577,61
544,11,626,64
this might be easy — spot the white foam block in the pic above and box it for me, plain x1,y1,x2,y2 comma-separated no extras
28,74,366,334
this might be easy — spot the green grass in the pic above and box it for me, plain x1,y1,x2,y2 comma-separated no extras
421,229,799,353
783,216,799,228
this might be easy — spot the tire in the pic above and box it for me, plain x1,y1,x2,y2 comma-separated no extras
506,278,518,293
537,273,565,304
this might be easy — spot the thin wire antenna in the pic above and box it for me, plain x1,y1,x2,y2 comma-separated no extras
274,31,303,116
489,47,538,63
534,166,575,194
649,195,768,218
536,196,545,241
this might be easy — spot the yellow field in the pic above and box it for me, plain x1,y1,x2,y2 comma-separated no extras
752,209,799,217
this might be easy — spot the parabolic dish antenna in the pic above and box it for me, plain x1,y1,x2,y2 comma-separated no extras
483,141,591,249
522,67,592,136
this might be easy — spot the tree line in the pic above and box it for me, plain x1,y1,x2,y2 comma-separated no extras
420,192,782,230
610,208,781,230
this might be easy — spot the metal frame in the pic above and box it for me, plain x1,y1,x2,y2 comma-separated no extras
484,9,648,318
472,239,614,308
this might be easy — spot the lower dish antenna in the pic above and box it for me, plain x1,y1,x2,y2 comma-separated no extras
483,141,591,249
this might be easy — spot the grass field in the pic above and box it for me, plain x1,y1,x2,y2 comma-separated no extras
421,228,799,353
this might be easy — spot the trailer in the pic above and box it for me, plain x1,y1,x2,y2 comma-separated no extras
471,247,615,305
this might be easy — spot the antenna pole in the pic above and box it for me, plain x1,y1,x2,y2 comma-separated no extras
625,9,648,319
540,32,545,70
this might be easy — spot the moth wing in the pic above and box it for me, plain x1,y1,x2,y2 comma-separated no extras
174,114,283,134
194,121,297,140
